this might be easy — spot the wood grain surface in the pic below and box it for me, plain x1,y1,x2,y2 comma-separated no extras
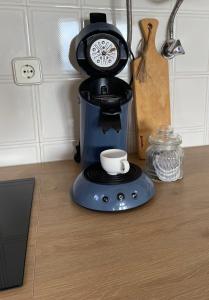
132,18,171,159
1,146,209,300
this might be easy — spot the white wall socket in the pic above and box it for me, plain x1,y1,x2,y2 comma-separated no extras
12,57,42,85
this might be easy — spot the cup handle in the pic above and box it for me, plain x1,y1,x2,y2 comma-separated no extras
121,160,130,174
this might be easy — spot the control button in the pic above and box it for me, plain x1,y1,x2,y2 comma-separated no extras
117,193,125,201
102,196,109,203
132,192,138,199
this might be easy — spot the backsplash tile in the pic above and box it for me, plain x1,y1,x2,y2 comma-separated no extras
41,140,75,162
29,7,81,77
0,1,209,166
0,0,26,5
38,80,80,141
28,0,80,7
180,0,209,12
0,7,29,78
177,130,204,147
0,144,40,166
175,16,209,74
0,83,38,144
173,77,207,129
82,0,172,10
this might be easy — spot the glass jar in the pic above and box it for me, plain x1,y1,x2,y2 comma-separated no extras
145,126,184,182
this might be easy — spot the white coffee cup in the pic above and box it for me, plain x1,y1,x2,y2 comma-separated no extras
100,149,130,175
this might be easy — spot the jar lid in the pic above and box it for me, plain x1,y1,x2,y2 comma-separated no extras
149,125,182,145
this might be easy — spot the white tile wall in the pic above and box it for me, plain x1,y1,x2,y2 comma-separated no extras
180,0,209,12
29,7,81,77
173,77,207,129
37,80,80,141
0,144,40,167
1,0,27,5
28,0,80,7
177,130,205,148
0,83,38,144
0,0,209,166
40,140,75,162
82,0,172,10
175,16,209,74
0,7,29,78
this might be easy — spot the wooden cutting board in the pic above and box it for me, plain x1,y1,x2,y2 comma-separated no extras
132,18,171,159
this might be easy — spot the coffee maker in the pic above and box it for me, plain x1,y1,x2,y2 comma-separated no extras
71,13,155,211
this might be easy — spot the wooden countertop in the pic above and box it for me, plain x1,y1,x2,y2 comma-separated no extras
1,146,209,300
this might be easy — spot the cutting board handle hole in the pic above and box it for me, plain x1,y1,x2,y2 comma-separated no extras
148,23,153,30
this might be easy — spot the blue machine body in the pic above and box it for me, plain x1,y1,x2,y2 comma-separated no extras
79,76,132,167
80,97,130,167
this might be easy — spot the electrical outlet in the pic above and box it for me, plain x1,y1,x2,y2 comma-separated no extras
12,57,42,85
21,64,35,79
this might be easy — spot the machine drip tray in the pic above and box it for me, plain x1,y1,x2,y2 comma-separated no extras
84,163,142,184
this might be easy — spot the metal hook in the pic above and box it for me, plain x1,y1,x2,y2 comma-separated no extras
161,0,185,59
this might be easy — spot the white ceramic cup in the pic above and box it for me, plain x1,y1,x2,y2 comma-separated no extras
100,149,130,175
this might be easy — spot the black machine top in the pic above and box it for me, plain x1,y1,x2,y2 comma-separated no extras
75,13,129,77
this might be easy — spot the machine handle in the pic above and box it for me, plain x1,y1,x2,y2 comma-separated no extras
90,13,107,23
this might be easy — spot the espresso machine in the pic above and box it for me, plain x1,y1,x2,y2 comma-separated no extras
71,13,155,211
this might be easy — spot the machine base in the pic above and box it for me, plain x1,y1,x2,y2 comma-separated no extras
72,169,155,212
